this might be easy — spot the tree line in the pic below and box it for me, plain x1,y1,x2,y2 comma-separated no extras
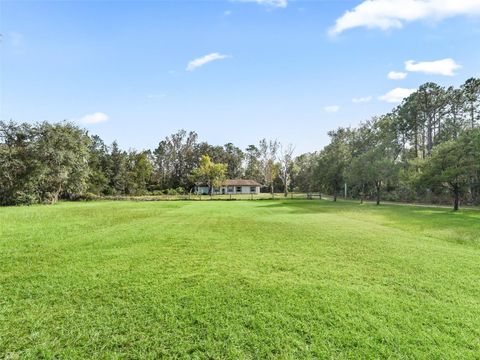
0,124,293,205
295,78,480,210
1,78,479,209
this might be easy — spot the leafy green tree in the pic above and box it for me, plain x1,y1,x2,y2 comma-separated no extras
33,122,91,203
0,121,38,205
420,130,479,210
190,155,227,195
108,141,128,194
87,135,110,195
292,152,319,193
259,139,279,194
460,80,480,204
462,78,480,129
222,142,245,179
416,83,448,156
244,145,263,183
346,156,369,204
152,130,199,190
126,151,154,195
316,135,349,201
278,143,295,197
443,86,466,140
350,147,398,205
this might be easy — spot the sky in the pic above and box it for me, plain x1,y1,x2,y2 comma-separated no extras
1,0,480,154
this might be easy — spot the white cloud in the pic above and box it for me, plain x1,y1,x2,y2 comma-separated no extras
186,53,230,71
405,58,461,76
224,10,232,16
79,112,109,124
324,105,340,113
330,0,480,35
352,96,372,104
379,88,416,103
388,71,407,80
237,0,287,8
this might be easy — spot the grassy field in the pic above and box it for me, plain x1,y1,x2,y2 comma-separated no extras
1,200,479,359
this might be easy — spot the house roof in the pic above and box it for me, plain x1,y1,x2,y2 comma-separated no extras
223,179,262,186
196,179,262,187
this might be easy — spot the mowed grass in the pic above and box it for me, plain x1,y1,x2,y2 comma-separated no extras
1,200,479,359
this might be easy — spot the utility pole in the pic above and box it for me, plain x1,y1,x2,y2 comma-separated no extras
344,183,347,199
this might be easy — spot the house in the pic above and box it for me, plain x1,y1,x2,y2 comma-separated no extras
194,179,261,195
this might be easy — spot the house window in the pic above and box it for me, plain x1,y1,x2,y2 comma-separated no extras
236,186,242,193
250,186,256,193
227,186,234,193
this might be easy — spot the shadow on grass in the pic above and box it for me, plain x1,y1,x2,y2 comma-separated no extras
256,199,480,246
256,200,333,214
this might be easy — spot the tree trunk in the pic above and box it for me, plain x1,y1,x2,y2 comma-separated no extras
452,108,458,139
473,172,480,205
472,106,475,130
376,182,381,205
51,185,62,204
453,187,460,211
333,193,337,202
414,117,419,159
422,126,426,159
427,119,433,156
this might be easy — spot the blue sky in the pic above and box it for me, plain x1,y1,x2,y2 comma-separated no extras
2,0,480,154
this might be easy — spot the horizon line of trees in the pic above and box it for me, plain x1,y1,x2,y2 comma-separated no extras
1,77,479,209
0,122,295,205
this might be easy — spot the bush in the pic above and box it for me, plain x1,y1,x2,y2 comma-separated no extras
13,191,39,206
68,192,99,201
165,187,186,195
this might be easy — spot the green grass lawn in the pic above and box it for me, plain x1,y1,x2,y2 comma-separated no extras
1,200,479,359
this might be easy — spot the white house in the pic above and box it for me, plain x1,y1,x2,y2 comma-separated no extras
194,179,261,195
